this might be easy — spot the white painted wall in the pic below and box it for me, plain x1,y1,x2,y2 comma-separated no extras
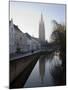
9,20,41,54
9,19,16,54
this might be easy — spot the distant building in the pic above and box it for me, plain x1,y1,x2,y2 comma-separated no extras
39,13,45,41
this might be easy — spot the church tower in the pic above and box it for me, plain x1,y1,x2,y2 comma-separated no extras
39,13,45,41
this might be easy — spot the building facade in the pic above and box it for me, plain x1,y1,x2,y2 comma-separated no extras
9,19,16,54
9,19,40,54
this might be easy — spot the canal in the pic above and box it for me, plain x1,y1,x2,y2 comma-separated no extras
24,51,65,88
10,51,66,88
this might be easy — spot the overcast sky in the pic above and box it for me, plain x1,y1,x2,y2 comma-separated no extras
10,1,66,41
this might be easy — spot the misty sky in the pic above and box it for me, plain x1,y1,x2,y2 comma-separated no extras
10,1,66,41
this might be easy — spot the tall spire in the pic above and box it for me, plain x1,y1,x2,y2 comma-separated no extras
41,13,43,22
39,13,45,41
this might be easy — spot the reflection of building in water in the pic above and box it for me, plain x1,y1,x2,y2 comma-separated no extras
39,56,45,83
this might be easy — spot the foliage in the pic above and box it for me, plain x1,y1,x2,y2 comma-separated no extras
51,21,66,81
51,20,66,52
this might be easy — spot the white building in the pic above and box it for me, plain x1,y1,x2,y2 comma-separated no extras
9,19,40,54
9,19,28,54
9,19,16,54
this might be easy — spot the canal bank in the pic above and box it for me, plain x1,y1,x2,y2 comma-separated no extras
10,52,40,88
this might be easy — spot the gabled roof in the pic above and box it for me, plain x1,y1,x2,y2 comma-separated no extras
24,33,32,39
9,20,23,33
14,24,22,33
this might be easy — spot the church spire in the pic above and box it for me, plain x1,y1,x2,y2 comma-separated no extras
41,13,43,22
39,13,45,41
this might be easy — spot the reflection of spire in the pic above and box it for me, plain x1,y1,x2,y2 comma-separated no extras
39,56,45,83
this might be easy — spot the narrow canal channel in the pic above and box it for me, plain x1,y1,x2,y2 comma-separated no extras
10,51,66,88
24,51,65,88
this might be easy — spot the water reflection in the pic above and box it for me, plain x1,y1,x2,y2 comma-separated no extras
39,56,45,83
24,52,65,88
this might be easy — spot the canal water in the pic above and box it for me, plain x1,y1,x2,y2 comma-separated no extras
24,52,64,88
